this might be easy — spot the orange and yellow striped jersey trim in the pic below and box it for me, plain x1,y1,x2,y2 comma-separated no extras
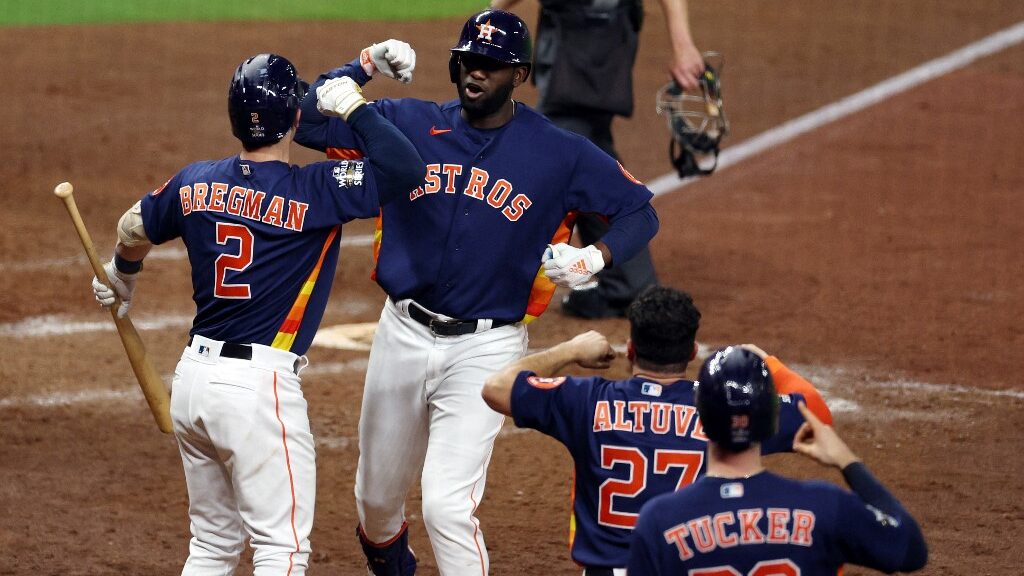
523,212,577,323
272,225,340,351
327,147,364,160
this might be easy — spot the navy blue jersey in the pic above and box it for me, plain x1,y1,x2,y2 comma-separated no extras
510,374,809,568
141,155,381,354
295,61,659,322
628,471,922,575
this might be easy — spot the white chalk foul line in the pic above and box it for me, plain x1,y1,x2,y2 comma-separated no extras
647,20,1024,197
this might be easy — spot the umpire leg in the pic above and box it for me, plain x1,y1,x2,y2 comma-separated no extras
545,111,659,316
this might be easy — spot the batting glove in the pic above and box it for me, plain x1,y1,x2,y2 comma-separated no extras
360,39,416,83
92,259,138,318
542,243,606,289
316,77,367,121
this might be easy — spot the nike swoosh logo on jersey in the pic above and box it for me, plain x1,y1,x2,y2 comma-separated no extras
430,126,453,136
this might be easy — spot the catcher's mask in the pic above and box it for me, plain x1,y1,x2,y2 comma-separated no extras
655,52,729,178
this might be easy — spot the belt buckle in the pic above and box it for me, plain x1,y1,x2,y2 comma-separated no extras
428,316,461,336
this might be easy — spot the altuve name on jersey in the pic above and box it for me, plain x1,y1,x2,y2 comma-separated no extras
177,182,309,231
593,400,708,441
409,164,532,222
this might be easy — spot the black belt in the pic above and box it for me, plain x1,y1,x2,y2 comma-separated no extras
582,569,616,576
407,302,512,337
188,335,252,360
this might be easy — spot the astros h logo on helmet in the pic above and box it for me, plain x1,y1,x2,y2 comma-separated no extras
476,19,505,42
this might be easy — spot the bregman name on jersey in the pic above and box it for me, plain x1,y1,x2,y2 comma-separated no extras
177,182,309,231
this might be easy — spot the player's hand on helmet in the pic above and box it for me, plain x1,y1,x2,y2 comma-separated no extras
316,77,367,121
91,259,138,318
739,343,770,360
360,39,416,83
792,402,860,469
568,330,617,369
542,243,606,289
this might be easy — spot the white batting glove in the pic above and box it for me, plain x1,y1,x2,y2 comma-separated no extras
316,77,366,121
542,243,606,289
91,259,138,318
360,39,416,83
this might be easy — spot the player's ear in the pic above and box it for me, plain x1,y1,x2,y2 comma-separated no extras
513,66,528,87
690,342,698,362
626,339,636,363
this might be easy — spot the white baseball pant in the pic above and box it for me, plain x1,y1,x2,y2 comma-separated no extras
172,335,315,576
355,298,528,575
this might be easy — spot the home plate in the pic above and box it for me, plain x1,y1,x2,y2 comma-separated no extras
312,322,377,351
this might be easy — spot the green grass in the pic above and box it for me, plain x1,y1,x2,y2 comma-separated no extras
0,0,488,26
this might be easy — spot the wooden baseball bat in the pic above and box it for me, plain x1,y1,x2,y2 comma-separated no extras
53,182,173,434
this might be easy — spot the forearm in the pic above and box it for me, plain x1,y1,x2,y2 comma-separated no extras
658,0,697,54
490,0,522,9
766,356,833,425
345,105,425,205
843,462,928,570
483,342,583,415
115,242,151,266
598,204,659,268
296,60,372,151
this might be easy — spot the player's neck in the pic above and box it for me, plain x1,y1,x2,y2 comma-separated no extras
705,443,764,479
632,366,688,385
464,99,516,130
239,137,292,164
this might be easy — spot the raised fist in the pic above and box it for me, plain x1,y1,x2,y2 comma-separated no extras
360,39,416,83
316,77,367,121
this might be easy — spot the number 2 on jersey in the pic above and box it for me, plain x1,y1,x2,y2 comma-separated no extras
598,446,704,529
215,222,253,299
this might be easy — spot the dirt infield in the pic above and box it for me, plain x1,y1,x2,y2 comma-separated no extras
2,1,1023,574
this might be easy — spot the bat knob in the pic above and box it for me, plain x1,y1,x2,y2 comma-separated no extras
54,182,74,198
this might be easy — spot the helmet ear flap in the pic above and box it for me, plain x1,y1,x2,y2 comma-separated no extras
449,54,461,84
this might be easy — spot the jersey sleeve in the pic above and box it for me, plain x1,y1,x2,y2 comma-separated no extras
139,174,184,245
766,355,833,424
295,59,403,159
564,140,659,266
830,474,928,573
509,372,590,446
761,393,806,454
303,160,383,224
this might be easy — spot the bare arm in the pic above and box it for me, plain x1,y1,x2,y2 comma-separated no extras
482,331,616,415
656,0,705,90
489,0,523,10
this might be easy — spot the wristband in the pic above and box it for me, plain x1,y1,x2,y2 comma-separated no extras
114,253,144,275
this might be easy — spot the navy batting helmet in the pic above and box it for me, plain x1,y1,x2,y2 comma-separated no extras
228,53,306,148
449,9,533,83
696,346,779,452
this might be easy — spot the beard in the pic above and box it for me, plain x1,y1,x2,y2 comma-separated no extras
458,77,515,119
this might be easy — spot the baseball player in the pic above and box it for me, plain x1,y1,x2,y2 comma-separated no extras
627,346,928,575
90,54,424,575
482,286,833,574
294,10,660,575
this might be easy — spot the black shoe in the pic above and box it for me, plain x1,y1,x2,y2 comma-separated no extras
561,288,627,319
